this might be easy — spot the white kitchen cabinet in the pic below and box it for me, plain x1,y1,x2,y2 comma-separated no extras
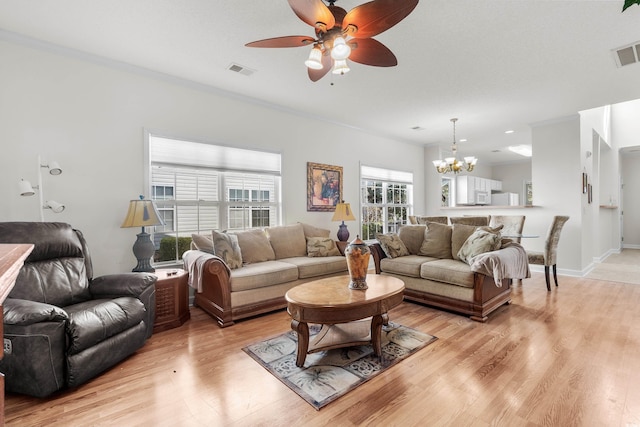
456,176,502,205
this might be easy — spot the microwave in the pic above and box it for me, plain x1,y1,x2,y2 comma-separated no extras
476,191,490,205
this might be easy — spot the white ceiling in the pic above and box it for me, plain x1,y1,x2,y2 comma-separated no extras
2,0,640,165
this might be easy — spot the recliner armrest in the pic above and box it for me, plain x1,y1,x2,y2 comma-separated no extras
3,298,68,326
90,273,157,298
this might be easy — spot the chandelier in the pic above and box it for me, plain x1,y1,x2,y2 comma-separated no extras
432,118,478,174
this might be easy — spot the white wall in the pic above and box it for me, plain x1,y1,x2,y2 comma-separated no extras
621,155,640,247
528,116,583,273
0,39,426,276
612,100,640,249
490,161,532,200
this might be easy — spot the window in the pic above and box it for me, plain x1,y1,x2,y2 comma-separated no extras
147,134,281,265
360,165,413,240
152,185,174,200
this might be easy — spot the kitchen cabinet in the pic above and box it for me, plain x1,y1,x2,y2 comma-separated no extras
456,176,502,205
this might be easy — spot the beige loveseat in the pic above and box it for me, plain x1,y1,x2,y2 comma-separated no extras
371,222,530,322
183,223,348,327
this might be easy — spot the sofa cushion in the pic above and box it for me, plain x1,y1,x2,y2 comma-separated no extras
233,229,275,263
211,231,243,269
299,222,331,238
266,223,307,259
380,255,436,278
420,259,476,288
452,224,503,261
191,233,214,254
377,233,410,258
65,297,146,354
306,237,341,257
279,256,347,279
451,224,478,260
418,222,453,259
397,225,426,255
230,261,299,292
457,229,502,264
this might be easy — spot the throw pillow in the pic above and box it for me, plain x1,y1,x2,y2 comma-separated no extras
418,222,453,259
306,237,341,257
191,233,214,254
451,224,503,260
377,233,410,259
457,229,502,264
265,223,307,259
211,230,243,269
233,229,275,263
397,225,426,255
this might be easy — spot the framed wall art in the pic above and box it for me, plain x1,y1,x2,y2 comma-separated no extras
307,162,342,211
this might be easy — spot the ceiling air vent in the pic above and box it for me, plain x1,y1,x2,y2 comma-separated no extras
227,63,255,76
613,42,640,67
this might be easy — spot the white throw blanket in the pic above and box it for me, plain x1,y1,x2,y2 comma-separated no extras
469,242,531,287
182,250,229,293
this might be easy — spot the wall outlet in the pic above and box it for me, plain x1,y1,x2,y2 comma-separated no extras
3,338,12,355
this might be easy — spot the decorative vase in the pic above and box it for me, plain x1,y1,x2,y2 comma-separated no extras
345,235,370,290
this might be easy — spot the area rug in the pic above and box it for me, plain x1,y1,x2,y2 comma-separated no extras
242,321,437,410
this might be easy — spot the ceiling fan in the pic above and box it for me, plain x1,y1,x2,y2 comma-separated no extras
246,0,419,82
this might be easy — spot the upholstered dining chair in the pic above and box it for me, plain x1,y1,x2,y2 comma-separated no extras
489,215,526,243
526,216,570,291
410,215,449,225
449,216,490,226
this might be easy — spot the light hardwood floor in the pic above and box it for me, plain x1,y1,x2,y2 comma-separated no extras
5,272,640,427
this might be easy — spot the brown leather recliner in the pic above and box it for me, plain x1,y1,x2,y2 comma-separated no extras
0,222,156,397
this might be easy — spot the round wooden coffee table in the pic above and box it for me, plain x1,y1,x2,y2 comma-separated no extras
285,275,405,367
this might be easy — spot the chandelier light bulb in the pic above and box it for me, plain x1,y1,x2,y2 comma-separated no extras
304,46,323,70
331,36,351,60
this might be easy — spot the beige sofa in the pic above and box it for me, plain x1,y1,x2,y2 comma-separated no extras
371,222,530,322
183,223,348,327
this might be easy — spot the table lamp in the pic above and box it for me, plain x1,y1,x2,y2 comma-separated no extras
331,201,356,242
121,195,164,272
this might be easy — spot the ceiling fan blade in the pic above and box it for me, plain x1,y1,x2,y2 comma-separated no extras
348,38,397,67
246,36,316,48
288,0,335,30
342,0,419,39
308,51,333,82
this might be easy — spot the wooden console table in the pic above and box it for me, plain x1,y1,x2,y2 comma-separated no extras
0,244,34,426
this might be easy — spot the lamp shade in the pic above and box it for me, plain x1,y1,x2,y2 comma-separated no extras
47,160,62,175
19,179,35,196
44,200,65,213
121,198,164,228
332,202,356,222
305,46,323,70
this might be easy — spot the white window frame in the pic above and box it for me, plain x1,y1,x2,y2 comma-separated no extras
360,165,413,241
144,131,282,266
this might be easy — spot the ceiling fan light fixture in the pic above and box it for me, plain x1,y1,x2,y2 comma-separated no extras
305,46,324,70
331,36,351,60
332,59,350,75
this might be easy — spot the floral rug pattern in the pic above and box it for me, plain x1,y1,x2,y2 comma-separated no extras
242,322,437,410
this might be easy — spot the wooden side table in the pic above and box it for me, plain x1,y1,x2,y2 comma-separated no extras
152,269,190,333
